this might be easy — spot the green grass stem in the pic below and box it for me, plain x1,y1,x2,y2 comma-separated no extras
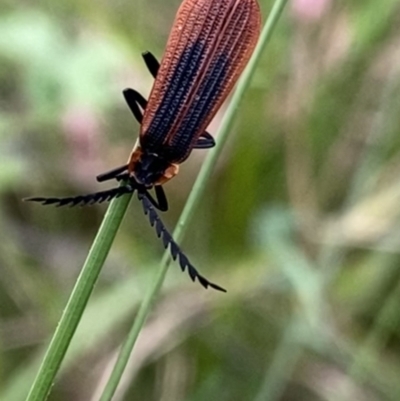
25,193,133,401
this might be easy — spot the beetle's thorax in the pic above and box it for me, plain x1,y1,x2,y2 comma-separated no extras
127,141,179,187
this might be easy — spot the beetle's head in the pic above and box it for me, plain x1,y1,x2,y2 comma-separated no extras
127,142,179,187
132,152,168,187
130,151,179,187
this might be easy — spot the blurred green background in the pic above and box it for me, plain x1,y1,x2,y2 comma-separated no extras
2,0,400,400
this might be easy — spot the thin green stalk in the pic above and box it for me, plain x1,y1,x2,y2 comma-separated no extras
254,316,303,401
99,1,290,399
318,58,400,283
26,192,133,401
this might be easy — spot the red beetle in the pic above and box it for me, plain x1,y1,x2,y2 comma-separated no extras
26,0,261,291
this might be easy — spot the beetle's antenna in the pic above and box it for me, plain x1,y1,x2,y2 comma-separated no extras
24,185,134,207
137,191,226,292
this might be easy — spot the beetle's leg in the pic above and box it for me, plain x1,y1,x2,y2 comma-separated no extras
143,186,168,212
194,131,215,149
142,51,160,78
96,165,129,183
123,88,148,124
98,89,147,183
154,185,168,211
200,131,214,141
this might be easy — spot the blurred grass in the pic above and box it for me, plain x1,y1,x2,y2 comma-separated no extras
2,0,400,400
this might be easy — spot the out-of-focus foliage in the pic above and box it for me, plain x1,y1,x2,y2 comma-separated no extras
1,0,400,400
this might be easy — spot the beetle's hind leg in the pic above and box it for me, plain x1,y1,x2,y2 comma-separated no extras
142,51,160,78
123,88,148,124
194,131,215,149
123,51,160,122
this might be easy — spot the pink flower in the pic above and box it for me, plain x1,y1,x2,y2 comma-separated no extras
62,106,102,184
291,0,331,22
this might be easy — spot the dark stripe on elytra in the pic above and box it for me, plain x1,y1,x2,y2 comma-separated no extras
168,4,251,161
143,41,207,149
142,0,225,151
166,53,230,161
142,0,254,162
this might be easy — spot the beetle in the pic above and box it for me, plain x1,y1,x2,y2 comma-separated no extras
26,0,261,292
